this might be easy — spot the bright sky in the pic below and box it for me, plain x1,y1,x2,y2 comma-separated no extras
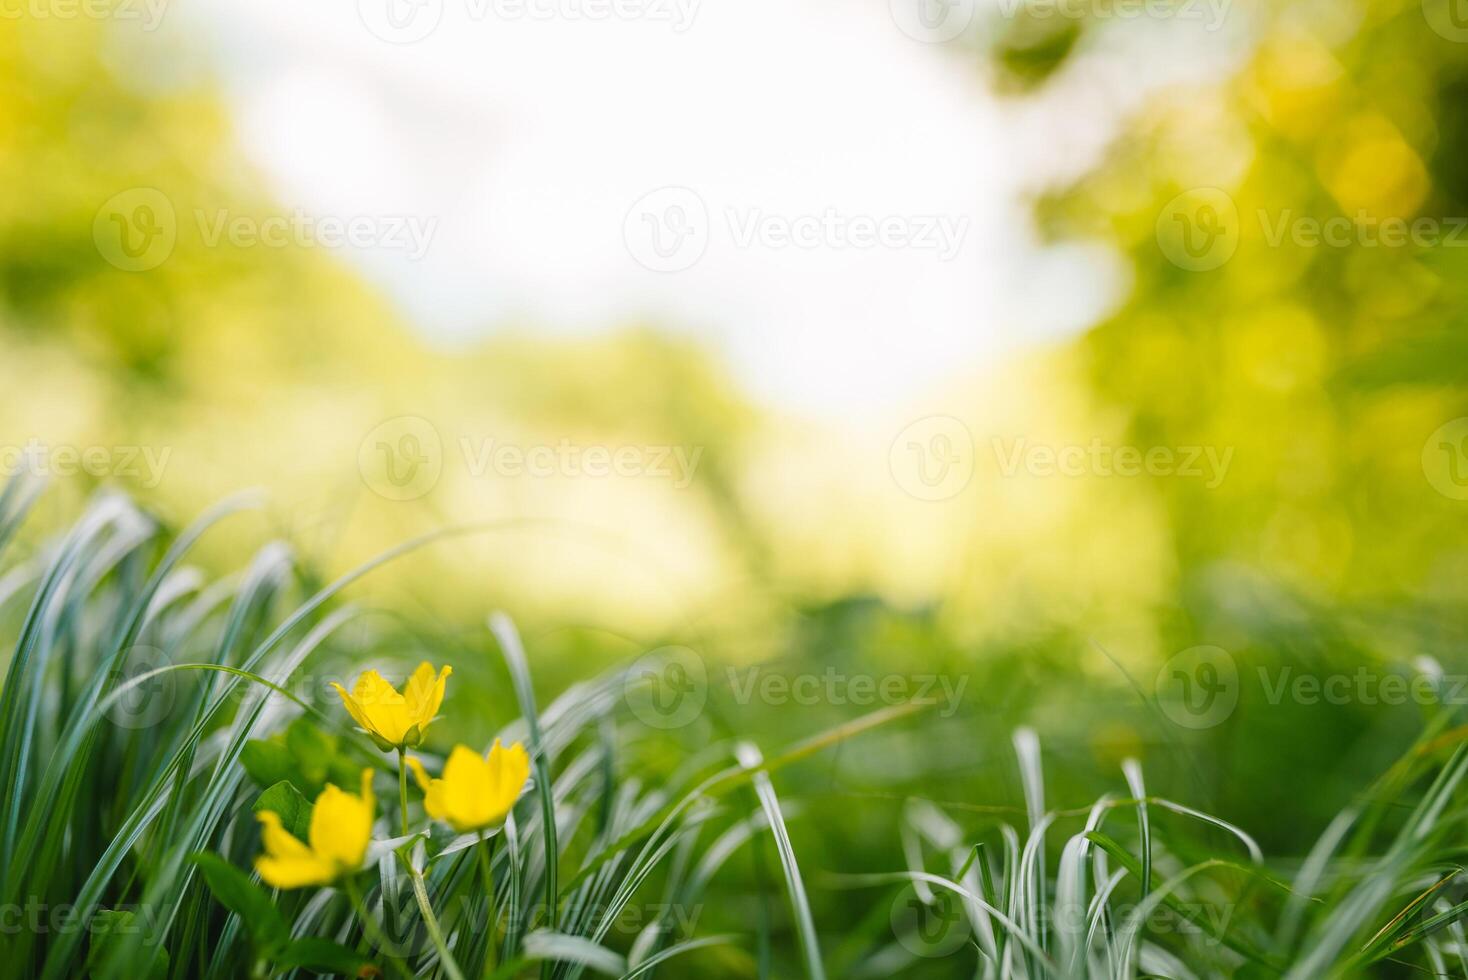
176,0,1240,417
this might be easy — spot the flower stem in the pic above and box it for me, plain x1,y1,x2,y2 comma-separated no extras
403,854,468,980
477,832,499,976
397,749,410,837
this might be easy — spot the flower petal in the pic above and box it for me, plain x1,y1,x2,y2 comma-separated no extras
404,662,452,731
423,780,450,824
257,810,312,860
256,853,337,890
352,669,405,706
347,670,412,745
440,744,492,830
485,739,531,823
308,776,373,873
406,755,432,793
331,682,372,734
359,766,375,812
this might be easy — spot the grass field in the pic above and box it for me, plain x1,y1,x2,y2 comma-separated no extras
2,477,1467,979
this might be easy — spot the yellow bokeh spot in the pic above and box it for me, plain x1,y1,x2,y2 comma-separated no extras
1319,115,1429,220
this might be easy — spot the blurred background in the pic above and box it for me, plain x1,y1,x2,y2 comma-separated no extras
7,0,1468,957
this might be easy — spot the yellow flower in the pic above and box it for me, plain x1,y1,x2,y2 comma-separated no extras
255,769,375,889
332,662,452,750
407,740,530,834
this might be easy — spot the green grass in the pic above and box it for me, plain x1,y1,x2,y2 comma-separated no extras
3,479,1468,978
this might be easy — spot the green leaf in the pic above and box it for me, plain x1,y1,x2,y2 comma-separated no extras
191,853,290,955
519,931,625,975
736,742,825,980
423,820,461,858
328,756,363,790
254,780,314,841
86,910,169,980
241,738,294,790
286,718,336,787
275,938,375,976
